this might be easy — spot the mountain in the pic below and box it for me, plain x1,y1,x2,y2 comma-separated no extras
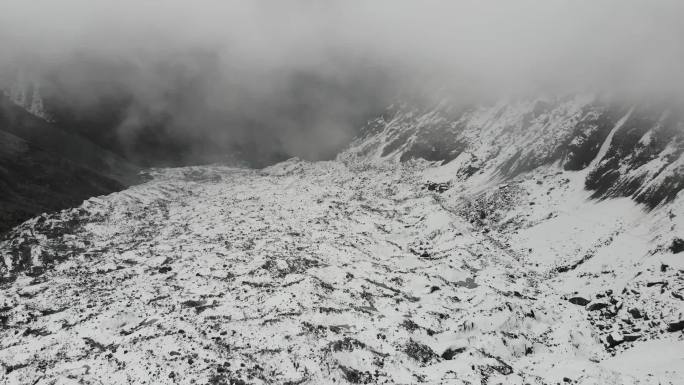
0,91,141,233
0,96,682,384
342,95,684,208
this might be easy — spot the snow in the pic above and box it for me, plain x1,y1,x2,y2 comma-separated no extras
0,158,681,385
1,94,683,384
602,340,684,382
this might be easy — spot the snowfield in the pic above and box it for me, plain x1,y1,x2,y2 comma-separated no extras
1,156,682,384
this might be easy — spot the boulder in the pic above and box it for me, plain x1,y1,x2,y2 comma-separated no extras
606,332,624,348
666,320,684,333
628,308,642,319
568,297,590,306
441,347,466,360
669,238,684,254
587,302,610,311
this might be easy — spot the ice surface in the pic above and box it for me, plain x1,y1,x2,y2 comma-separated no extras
0,155,681,384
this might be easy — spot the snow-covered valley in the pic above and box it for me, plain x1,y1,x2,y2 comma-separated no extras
2,1,684,383
0,150,682,384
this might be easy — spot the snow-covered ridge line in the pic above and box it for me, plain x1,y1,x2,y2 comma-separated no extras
341,95,684,209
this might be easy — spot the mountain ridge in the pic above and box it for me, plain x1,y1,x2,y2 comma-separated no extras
342,95,684,209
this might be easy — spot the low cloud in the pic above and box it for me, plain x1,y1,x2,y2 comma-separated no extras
1,0,682,164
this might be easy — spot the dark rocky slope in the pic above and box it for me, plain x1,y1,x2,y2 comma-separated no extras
0,94,141,233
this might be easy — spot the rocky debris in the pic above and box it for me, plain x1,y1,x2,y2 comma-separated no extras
556,252,595,273
459,182,524,231
329,337,368,353
400,319,422,333
339,365,374,384
408,240,435,259
424,181,450,193
0,161,682,384
0,208,88,276
575,283,684,355
404,340,439,365
606,332,642,348
0,294,17,312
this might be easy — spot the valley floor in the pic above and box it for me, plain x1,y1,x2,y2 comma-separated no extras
0,159,682,384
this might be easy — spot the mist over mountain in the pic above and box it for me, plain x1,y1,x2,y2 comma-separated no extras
1,0,683,166
1,2,684,384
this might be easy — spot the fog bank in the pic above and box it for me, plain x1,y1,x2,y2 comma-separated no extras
1,0,682,164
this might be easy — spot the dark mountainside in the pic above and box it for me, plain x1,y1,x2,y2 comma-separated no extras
0,94,140,233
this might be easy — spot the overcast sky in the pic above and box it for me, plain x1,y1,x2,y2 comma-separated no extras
1,1,682,163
